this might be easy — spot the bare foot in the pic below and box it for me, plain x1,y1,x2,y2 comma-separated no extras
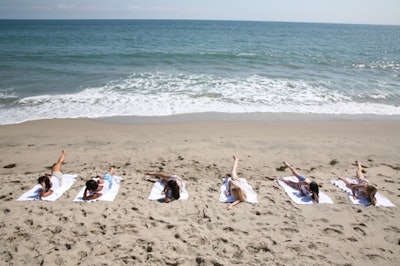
352,160,363,167
109,166,115,175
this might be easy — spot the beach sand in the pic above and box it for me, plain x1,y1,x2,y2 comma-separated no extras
0,117,399,265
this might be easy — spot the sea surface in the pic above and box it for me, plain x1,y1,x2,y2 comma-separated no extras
0,20,399,124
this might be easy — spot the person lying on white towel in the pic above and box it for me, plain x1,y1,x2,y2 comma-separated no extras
279,161,319,203
339,160,377,205
225,156,248,210
82,166,115,200
145,172,183,203
37,150,67,199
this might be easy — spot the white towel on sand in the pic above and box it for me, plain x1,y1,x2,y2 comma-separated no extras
148,179,189,201
277,176,333,204
220,177,258,204
17,174,78,201
73,176,122,202
331,178,395,207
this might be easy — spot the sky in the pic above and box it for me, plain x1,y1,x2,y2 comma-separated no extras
0,0,399,25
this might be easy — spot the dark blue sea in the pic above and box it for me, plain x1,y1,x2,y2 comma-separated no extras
1,20,399,124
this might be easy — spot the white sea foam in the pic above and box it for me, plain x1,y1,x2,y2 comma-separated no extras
1,73,400,124
0,88,17,99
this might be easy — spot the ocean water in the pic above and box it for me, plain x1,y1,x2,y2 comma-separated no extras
0,20,399,124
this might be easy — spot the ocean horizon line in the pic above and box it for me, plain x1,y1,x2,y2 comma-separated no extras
1,18,399,27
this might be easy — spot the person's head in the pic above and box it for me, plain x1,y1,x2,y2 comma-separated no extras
86,179,99,192
38,174,51,190
366,185,377,206
309,181,319,202
231,185,247,201
166,180,180,200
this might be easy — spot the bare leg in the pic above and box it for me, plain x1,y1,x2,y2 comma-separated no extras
109,166,115,175
231,156,239,180
280,179,300,189
355,160,363,181
338,177,354,189
145,172,171,182
283,162,302,179
338,177,358,199
52,150,66,173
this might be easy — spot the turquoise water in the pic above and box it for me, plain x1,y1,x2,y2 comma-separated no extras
0,20,399,124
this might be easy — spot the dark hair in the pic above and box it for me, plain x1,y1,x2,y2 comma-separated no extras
309,182,319,200
38,175,51,190
86,180,99,191
167,180,180,200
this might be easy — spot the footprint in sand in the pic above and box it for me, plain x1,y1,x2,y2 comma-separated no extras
383,226,400,245
352,222,368,236
322,224,344,235
353,226,367,236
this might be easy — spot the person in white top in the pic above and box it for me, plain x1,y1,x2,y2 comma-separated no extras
37,150,67,199
225,156,247,210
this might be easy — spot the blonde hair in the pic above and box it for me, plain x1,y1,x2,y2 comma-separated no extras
367,186,377,206
231,186,247,201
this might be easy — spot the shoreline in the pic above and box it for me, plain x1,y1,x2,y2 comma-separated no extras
3,111,400,126
97,112,400,125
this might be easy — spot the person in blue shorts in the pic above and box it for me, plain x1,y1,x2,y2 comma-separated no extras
82,166,115,200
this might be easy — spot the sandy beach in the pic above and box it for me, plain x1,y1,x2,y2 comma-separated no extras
0,117,399,265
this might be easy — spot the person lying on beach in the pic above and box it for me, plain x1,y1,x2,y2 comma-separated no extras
279,161,319,203
225,156,247,210
339,160,377,205
99,166,115,188
37,150,67,199
82,166,115,200
145,172,183,203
